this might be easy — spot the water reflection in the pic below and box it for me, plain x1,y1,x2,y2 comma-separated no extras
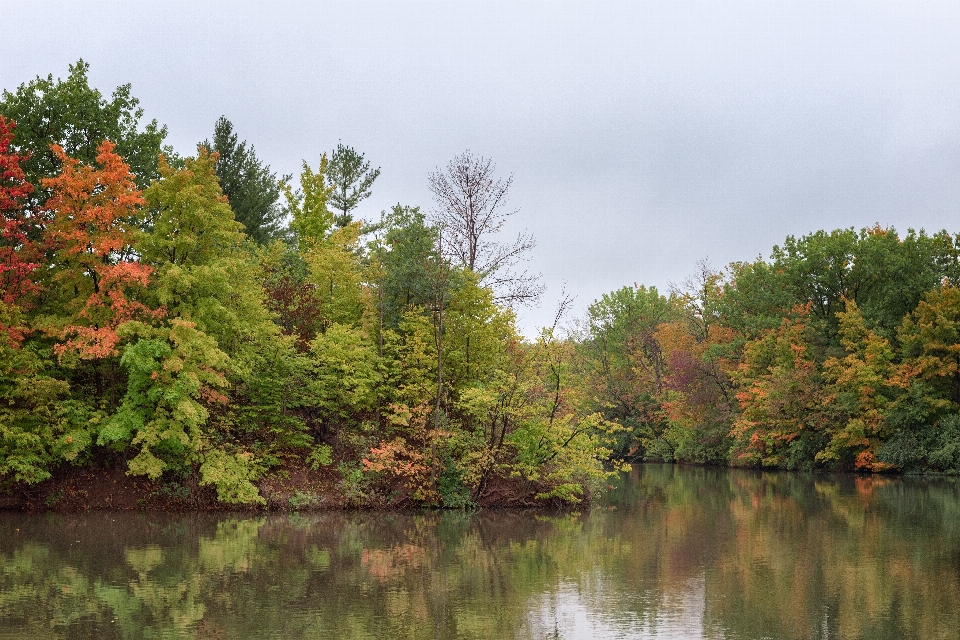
2,465,959,639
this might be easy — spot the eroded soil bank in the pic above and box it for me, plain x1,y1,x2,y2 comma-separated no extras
0,458,562,512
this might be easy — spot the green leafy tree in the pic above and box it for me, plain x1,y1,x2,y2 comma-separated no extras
327,142,380,228
308,324,380,435
577,285,682,459
141,149,285,376
897,284,960,407
202,117,285,245
373,205,439,329
853,226,960,339
0,342,90,484
99,319,231,480
721,226,960,345
0,59,167,206
771,228,860,327
282,157,334,248
107,149,291,502
877,284,960,473
718,259,796,340
140,150,244,269
304,223,369,329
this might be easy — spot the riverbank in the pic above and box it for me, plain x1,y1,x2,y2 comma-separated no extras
0,458,566,512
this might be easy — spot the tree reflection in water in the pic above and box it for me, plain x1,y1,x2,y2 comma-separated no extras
2,465,959,639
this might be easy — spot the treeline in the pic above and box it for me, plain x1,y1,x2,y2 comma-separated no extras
2,62,959,510
582,228,960,474
0,61,617,507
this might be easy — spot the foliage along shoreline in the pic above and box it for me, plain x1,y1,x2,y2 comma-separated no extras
3,62,960,512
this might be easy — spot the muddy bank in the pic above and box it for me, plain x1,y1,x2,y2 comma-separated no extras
0,458,565,512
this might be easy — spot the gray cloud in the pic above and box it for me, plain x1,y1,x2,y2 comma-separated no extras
3,0,960,334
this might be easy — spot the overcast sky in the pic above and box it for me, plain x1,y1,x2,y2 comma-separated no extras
3,0,960,335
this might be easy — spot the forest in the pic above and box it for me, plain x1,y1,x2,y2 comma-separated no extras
2,61,960,508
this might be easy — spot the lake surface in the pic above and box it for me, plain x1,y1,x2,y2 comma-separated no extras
2,464,960,639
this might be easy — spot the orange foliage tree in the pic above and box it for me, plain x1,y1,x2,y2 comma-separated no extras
819,299,895,471
730,304,830,468
38,141,157,361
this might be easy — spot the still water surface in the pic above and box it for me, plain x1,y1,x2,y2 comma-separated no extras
2,464,960,639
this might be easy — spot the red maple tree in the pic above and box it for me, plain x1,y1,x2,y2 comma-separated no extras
0,116,39,347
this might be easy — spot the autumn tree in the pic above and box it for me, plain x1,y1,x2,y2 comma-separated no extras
650,262,738,463
0,117,38,334
428,150,542,307
258,242,325,349
38,141,155,364
327,142,380,228
202,116,285,244
0,140,156,485
655,321,737,464
0,117,78,486
819,299,895,471
729,305,830,469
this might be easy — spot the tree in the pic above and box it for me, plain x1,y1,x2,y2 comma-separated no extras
38,142,155,362
304,223,369,329
202,117,284,245
282,157,334,249
730,305,830,469
259,242,325,350
327,142,380,228
428,150,542,307
577,285,682,459
0,117,39,324
896,284,960,408
819,299,895,471
140,150,245,269
106,149,289,501
140,149,279,360
877,284,960,473
0,60,167,206
373,205,439,330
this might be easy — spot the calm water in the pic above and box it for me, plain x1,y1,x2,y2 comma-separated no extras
2,464,960,639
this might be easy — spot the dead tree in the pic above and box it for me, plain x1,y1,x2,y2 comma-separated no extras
428,150,543,308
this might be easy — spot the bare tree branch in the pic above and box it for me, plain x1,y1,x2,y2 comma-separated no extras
428,150,543,308
551,284,575,333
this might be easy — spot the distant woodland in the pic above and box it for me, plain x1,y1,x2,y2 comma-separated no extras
2,61,959,508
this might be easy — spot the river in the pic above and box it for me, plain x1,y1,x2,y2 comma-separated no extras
2,464,959,639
